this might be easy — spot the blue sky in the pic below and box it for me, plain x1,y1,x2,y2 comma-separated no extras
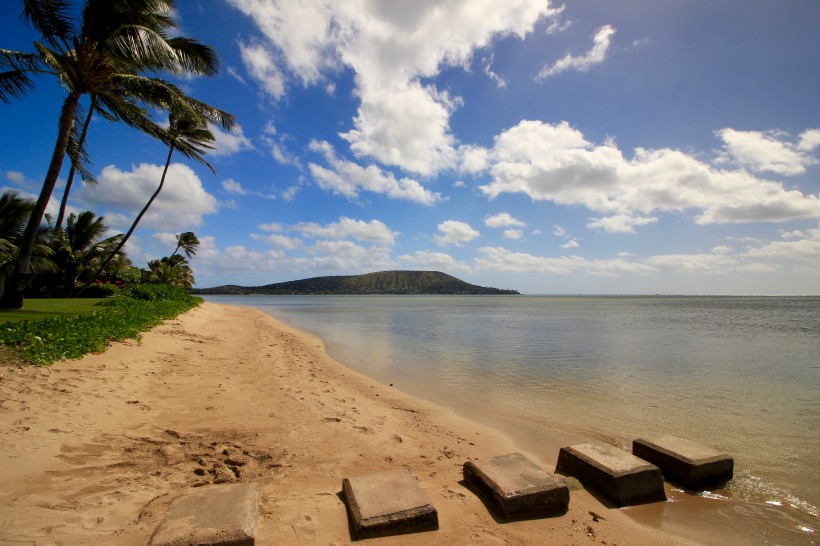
2,0,819,294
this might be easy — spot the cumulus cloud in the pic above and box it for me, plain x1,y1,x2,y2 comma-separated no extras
308,140,442,204
238,40,286,99
536,25,615,80
228,0,564,175
209,123,254,157
77,163,218,231
398,250,471,273
292,216,397,247
435,220,480,246
479,120,820,230
503,229,523,240
716,128,820,176
485,212,525,228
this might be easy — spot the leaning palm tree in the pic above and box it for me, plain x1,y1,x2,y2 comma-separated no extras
82,110,215,291
170,231,200,259
0,0,234,308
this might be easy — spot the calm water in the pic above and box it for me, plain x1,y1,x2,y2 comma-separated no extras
207,295,819,542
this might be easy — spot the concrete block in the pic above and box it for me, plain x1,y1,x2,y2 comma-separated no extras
342,468,438,540
633,435,733,489
149,483,258,546
463,452,569,519
555,443,666,507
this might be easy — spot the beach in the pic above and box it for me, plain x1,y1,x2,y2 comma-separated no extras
2,302,712,544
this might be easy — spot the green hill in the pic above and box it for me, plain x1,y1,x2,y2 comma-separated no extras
194,271,518,295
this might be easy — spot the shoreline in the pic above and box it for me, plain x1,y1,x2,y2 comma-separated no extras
1,302,718,544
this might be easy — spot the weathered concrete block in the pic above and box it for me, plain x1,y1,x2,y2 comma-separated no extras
633,435,733,489
149,483,258,546
342,468,438,540
464,452,569,519
555,443,666,507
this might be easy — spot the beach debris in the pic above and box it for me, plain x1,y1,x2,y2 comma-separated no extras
148,483,258,546
589,510,606,522
342,468,439,539
555,443,666,507
463,452,570,519
632,435,734,489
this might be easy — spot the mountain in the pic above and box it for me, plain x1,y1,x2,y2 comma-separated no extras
193,271,518,295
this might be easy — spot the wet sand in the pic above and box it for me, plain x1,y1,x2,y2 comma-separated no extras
1,302,706,544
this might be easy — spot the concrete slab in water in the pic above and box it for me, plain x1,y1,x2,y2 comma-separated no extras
342,468,438,539
555,443,666,507
633,435,733,489
149,483,258,546
464,452,569,519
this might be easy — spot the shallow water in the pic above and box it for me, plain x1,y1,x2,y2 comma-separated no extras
208,294,819,543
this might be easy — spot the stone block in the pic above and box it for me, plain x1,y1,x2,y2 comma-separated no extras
342,468,438,540
555,443,666,507
149,483,258,546
463,452,569,519
632,435,733,489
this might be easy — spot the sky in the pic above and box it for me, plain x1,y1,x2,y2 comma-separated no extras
2,0,819,295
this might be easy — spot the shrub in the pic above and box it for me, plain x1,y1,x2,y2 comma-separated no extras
79,283,120,298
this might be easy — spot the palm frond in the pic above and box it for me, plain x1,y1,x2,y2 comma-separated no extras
165,37,219,76
0,49,43,102
66,98,97,185
21,0,74,48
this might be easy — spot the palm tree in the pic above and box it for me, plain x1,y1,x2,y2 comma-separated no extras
145,255,194,290
49,211,125,295
171,231,200,259
0,0,234,308
83,110,215,291
0,191,55,299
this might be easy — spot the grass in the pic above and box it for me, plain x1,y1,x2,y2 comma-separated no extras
0,298,103,324
0,285,200,365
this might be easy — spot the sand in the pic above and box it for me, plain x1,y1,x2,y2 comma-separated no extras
0,302,699,545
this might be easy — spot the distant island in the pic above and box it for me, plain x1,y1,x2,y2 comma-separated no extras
193,270,519,295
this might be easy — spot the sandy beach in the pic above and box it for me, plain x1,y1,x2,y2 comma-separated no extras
0,302,699,545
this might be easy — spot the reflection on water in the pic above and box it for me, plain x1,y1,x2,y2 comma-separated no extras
208,294,820,542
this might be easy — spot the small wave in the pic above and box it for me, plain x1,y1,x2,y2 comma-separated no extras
731,471,820,519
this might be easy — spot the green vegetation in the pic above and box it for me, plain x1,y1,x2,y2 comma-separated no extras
0,298,102,324
195,270,520,295
0,285,200,365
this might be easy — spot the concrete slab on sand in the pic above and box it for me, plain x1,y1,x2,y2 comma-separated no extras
464,452,569,519
556,443,666,507
149,483,258,546
633,435,733,489
342,468,438,540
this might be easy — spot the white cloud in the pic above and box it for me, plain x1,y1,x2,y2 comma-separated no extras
561,239,579,249
485,212,525,228
435,220,480,246
292,216,397,247
238,40,286,99
587,214,658,234
716,128,819,176
481,53,508,89
503,229,523,240
537,24,615,80
398,250,471,273
228,0,564,175
479,120,820,227
209,123,254,157
475,246,653,277
308,140,442,204
221,178,276,200
251,233,301,250
78,163,218,231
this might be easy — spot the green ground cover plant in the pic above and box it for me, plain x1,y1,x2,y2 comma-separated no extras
0,285,200,365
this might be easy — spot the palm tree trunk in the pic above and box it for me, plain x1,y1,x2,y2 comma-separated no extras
55,96,97,232
78,144,176,294
0,93,79,309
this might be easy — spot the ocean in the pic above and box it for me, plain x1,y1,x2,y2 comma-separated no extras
206,294,819,544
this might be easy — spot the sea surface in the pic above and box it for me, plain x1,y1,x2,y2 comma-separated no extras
206,294,819,543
